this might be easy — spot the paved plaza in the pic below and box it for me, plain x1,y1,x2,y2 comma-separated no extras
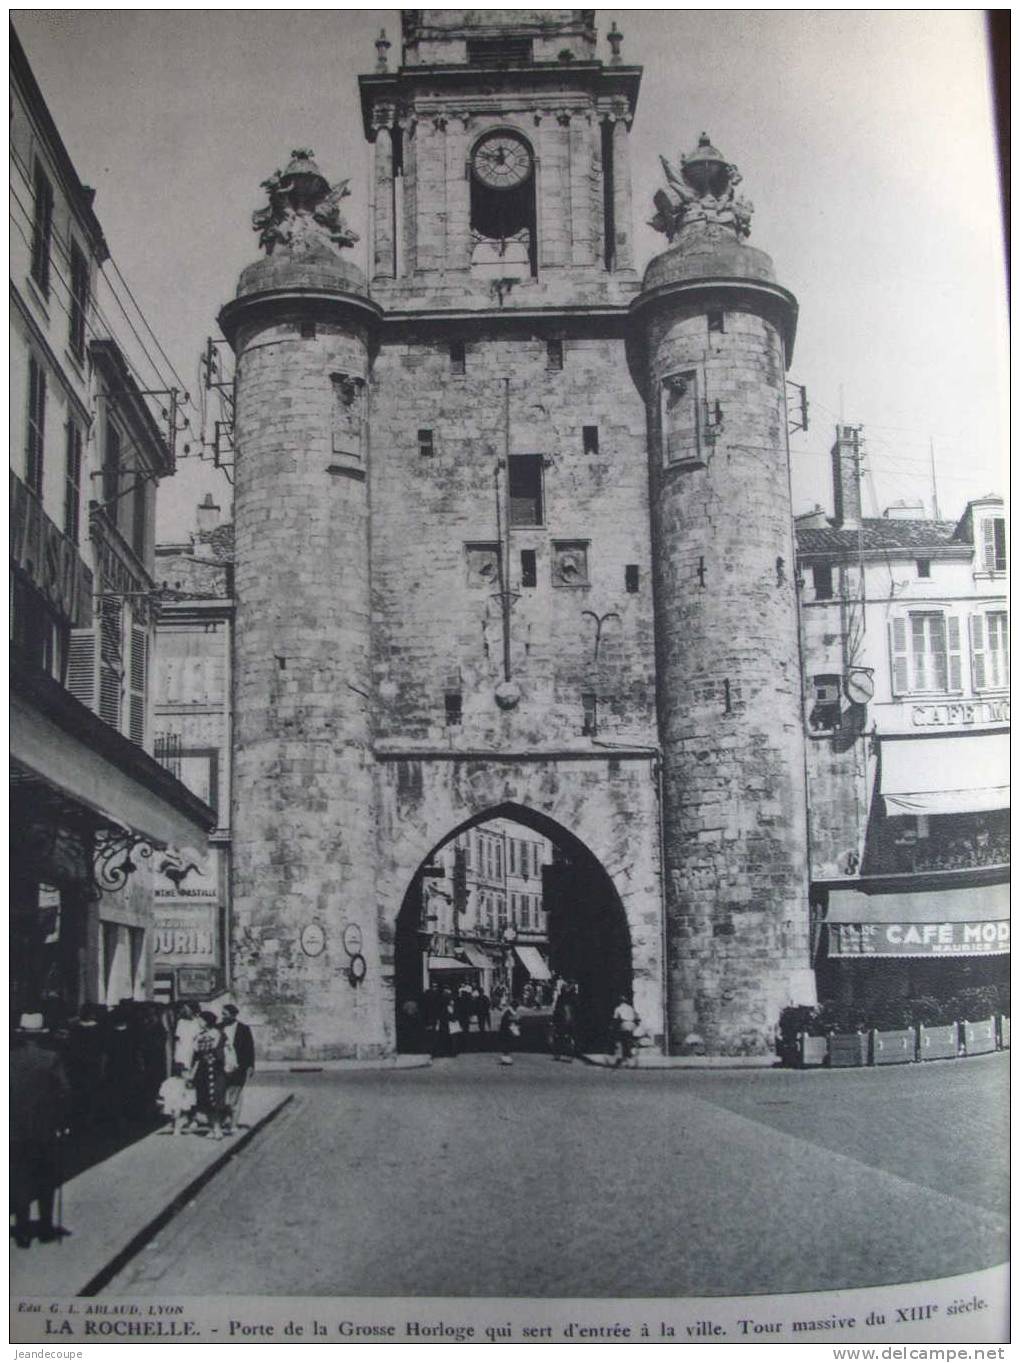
103,1052,1008,1300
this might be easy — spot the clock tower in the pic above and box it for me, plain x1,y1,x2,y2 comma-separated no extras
359,10,640,307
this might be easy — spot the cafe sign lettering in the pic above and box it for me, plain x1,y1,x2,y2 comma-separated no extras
10,470,93,626
830,919,1010,957
911,699,1009,728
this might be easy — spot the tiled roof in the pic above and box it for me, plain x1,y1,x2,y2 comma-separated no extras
796,519,965,556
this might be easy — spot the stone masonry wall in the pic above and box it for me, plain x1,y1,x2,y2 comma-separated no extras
230,312,381,1059
369,328,656,751
645,293,815,1054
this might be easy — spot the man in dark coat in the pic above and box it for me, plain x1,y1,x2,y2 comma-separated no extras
220,1004,255,1133
10,1013,71,1247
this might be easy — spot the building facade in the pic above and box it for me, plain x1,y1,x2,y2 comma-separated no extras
797,427,1009,1014
10,28,214,1019
151,497,234,1003
218,10,816,1059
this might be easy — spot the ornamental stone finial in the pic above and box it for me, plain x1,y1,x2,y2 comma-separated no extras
607,21,623,64
375,28,391,73
251,150,359,256
650,132,754,242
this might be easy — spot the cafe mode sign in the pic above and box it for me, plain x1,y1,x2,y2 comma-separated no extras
153,857,218,967
830,919,1010,957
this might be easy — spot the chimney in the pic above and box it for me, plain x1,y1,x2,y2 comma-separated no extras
831,425,862,530
196,492,221,534
883,500,926,521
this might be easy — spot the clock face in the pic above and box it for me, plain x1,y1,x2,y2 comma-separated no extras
472,133,532,190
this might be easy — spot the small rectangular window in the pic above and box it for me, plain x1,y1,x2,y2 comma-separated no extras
508,454,543,526
812,564,834,600
26,356,46,496
546,339,563,371
809,674,841,732
418,428,435,458
916,559,931,578
300,321,317,339
582,692,597,736
64,421,83,544
520,549,537,588
707,308,725,333
625,564,639,593
30,159,54,296
450,341,466,374
444,691,462,725
582,425,599,455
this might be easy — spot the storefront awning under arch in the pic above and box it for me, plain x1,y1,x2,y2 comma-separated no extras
880,734,1009,816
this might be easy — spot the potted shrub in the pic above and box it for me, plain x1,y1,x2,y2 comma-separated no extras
915,993,959,1060
823,1001,869,1068
776,1005,822,1068
955,987,998,1056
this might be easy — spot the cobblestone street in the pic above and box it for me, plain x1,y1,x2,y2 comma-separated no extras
106,1052,1008,1299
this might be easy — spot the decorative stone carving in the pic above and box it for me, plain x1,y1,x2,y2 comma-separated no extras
252,149,359,256
650,132,754,242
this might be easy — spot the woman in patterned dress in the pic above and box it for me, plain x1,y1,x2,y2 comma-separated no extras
189,1011,227,1139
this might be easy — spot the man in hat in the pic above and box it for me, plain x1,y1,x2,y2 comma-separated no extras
10,1013,71,1247
219,1004,255,1133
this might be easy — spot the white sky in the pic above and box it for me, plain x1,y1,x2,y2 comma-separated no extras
13,8,1009,539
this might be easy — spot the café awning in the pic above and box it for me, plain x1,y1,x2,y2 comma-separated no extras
460,945,493,970
427,955,472,972
880,734,1009,816
514,945,551,980
825,881,1009,958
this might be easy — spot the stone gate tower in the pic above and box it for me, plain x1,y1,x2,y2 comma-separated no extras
220,11,814,1059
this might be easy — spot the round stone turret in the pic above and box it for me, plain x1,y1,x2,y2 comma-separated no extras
219,153,382,1060
633,134,815,1056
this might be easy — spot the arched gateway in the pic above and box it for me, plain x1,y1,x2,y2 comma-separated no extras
394,804,634,1053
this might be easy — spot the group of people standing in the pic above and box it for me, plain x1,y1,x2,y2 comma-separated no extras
163,1002,255,1141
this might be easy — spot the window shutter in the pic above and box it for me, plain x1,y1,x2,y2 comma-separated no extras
98,600,123,730
67,629,97,709
889,617,909,695
982,518,996,572
947,615,962,691
970,614,987,691
128,625,149,746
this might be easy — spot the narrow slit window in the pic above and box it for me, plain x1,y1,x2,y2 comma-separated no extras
450,341,466,375
300,321,317,339
707,308,725,333
625,564,639,593
508,454,543,526
581,692,598,736
444,691,462,726
582,425,599,455
418,428,435,458
546,339,563,371
520,549,537,588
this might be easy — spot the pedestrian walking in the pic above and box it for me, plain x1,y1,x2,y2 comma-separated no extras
190,1011,227,1139
173,1001,201,1072
476,988,491,1034
612,994,639,1068
10,1013,71,1247
551,981,578,1062
219,1004,255,1133
498,1002,520,1066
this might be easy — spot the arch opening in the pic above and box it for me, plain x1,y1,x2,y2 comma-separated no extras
394,803,632,1055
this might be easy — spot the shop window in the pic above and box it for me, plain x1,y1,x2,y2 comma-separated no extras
520,549,537,588
26,356,46,496
450,341,466,375
582,425,599,455
508,454,543,526
30,158,54,296
546,339,563,371
69,241,89,359
809,674,841,732
418,428,434,458
444,691,462,726
889,611,962,695
625,564,639,593
970,612,1009,691
812,563,834,600
980,516,1007,574
916,559,931,579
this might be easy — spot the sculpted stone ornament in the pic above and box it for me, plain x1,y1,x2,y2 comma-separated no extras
252,149,359,256
650,132,754,242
